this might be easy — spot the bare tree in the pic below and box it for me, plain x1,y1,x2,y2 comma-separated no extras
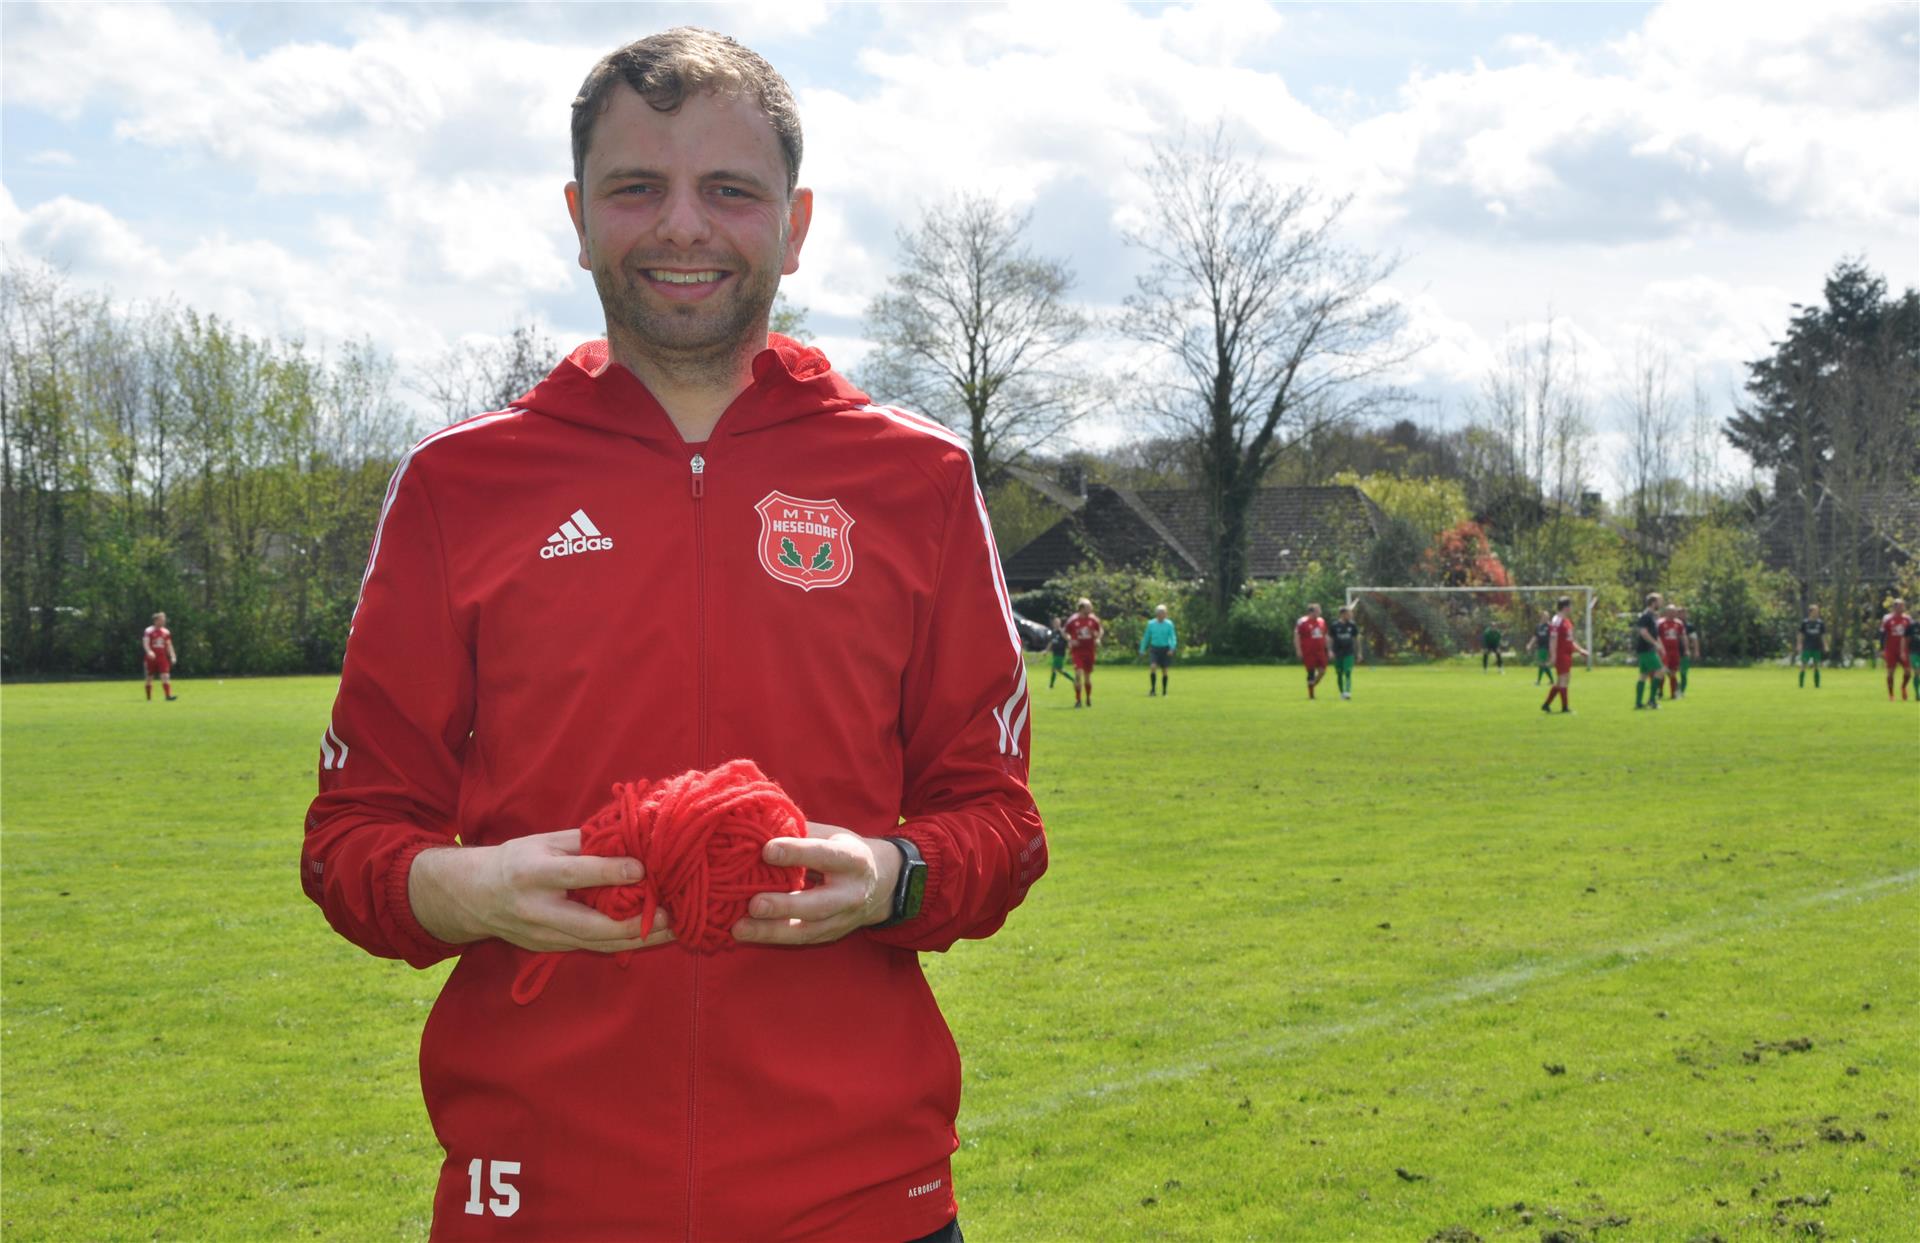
1616,337,1681,583
410,320,561,428
1121,129,1416,617
1467,314,1594,581
860,195,1091,482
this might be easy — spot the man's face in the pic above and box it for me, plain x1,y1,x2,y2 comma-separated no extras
1155,607,1168,620
566,86,811,363
156,613,166,626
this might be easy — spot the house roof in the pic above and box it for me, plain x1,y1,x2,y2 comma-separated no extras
994,464,1087,514
1002,484,1386,589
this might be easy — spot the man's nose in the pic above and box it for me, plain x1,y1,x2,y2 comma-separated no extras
655,183,712,248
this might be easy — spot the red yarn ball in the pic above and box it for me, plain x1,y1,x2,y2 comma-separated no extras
511,760,806,1004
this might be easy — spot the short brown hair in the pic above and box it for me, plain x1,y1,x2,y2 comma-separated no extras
571,28,803,193
1557,595,1572,610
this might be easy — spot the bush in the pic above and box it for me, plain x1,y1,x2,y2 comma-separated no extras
1664,519,1793,662
1359,514,1430,588
1024,566,1199,658
1208,562,1351,660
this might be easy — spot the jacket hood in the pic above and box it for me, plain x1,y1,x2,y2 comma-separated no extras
513,334,871,444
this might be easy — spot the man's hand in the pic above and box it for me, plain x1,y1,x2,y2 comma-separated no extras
731,822,901,946
408,828,673,953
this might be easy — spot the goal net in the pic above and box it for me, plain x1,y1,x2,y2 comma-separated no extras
1343,585,1597,670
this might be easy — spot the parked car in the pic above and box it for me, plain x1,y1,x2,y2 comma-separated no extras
1011,612,1056,652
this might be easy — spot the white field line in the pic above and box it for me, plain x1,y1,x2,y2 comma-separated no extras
963,868,1919,1137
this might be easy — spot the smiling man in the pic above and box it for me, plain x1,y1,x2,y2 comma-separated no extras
301,28,1045,1242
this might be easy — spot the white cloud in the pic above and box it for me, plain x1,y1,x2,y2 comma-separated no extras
7,195,172,286
1348,0,1917,240
0,0,1911,483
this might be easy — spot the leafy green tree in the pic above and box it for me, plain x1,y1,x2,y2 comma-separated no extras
1728,260,1920,633
770,291,811,343
1334,471,1470,545
1664,518,1793,662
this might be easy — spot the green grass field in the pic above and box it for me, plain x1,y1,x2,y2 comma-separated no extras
3,663,1916,1241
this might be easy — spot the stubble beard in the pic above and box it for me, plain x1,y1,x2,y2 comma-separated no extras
593,249,780,390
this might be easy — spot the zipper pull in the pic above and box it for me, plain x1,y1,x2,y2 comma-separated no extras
690,453,705,498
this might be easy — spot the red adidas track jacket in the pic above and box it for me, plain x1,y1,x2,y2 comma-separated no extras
302,337,1046,1241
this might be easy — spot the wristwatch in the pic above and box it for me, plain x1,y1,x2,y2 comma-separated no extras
877,836,926,927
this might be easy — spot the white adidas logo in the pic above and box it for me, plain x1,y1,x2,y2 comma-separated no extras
540,508,614,559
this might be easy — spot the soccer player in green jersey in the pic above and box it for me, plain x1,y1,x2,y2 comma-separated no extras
1140,604,1177,696
1796,605,1825,688
1329,606,1360,699
1046,617,1068,689
1481,623,1503,672
1633,591,1664,709
1527,615,1552,684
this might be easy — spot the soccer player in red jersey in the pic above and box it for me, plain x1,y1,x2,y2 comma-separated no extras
1062,597,1103,708
1656,604,1688,700
1295,603,1330,699
1541,594,1587,713
141,611,178,701
1881,598,1913,701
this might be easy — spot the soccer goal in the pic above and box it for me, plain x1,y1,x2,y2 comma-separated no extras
1343,585,1598,670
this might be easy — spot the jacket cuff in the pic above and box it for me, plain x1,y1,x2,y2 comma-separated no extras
387,839,468,967
868,825,943,941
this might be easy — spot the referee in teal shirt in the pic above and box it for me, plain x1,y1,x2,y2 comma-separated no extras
1141,604,1178,697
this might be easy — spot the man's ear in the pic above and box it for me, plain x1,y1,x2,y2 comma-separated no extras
781,187,814,277
565,182,590,271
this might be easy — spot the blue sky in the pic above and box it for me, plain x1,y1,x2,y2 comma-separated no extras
4,1,1915,491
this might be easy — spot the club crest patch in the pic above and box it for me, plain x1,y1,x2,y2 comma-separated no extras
754,491,855,591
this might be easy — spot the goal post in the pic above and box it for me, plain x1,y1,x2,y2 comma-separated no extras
1343,585,1597,671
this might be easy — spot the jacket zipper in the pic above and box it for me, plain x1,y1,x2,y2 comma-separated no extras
686,448,707,1242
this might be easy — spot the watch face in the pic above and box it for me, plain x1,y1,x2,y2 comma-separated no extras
901,860,927,920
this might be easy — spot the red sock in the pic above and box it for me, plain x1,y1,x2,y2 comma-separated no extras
145,682,152,700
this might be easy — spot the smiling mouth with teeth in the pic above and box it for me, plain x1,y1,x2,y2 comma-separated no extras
648,270,726,284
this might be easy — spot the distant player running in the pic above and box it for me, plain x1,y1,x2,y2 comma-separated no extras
1881,598,1913,702
1633,591,1664,710
1140,604,1177,697
1063,598,1103,709
1527,614,1553,685
1329,605,1360,700
1541,595,1587,714
142,612,178,702
1047,618,1068,689
1657,604,1688,700
1295,604,1330,700
1796,605,1826,689
1481,622,1503,673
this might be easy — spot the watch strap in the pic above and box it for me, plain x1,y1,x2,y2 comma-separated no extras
877,836,926,928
